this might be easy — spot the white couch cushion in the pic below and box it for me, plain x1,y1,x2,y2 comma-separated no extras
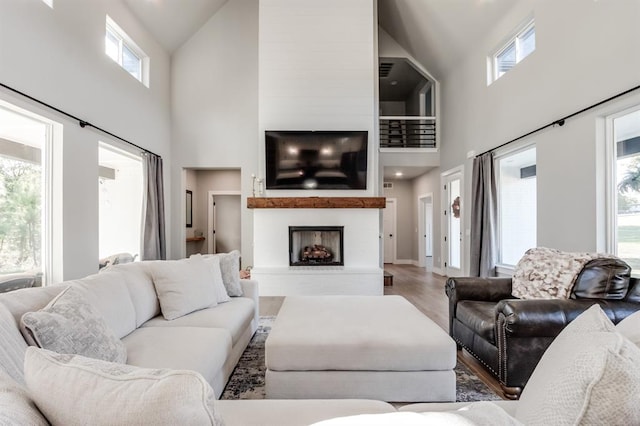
0,368,48,426
0,302,28,385
515,304,640,425
24,348,223,426
200,254,231,303
122,326,231,388
149,257,217,320
21,287,127,363
310,402,521,426
67,270,137,339
266,296,456,371
141,297,255,345
616,309,640,347
216,399,396,426
103,262,161,327
203,251,243,296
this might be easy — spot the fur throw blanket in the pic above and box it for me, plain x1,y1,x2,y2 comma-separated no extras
512,247,615,299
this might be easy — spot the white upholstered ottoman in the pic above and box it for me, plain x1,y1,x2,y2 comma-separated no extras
265,295,457,402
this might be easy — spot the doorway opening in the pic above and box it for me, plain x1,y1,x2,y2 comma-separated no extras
184,169,241,257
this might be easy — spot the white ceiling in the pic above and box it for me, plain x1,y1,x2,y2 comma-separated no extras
378,0,517,79
123,0,229,53
123,0,516,180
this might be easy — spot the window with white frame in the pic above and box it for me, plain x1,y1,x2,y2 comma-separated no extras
98,143,143,267
492,19,535,82
496,145,537,266
0,101,55,285
105,16,148,86
607,107,640,275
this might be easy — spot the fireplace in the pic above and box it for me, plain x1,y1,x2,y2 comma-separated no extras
289,226,344,266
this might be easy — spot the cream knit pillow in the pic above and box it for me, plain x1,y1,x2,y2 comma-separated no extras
24,348,224,426
515,304,640,425
150,256,218,320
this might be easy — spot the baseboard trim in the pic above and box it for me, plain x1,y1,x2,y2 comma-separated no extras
393,259,414,265
432,267,444,276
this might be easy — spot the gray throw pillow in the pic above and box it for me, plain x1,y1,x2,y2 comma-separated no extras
215,250,243,297
21,287,127,363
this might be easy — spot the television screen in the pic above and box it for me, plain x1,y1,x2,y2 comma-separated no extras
265,131,368,190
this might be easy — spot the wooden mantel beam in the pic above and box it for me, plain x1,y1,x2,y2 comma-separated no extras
247,197,386,209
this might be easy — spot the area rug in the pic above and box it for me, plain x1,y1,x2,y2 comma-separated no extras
221,317,500,402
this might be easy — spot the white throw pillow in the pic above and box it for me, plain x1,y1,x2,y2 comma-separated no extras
310,402,521,425
21,286,127,363
150,256,217,320
616,310,640,347
24,347,224,426
515,304,640,425
211,251,243,297
199,254,231,303
0,369,48,426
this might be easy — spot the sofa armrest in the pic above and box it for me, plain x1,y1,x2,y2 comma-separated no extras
445,277,513,302
495,298,640,396
445,277,513,337
240,279,259,329
497,299,640,338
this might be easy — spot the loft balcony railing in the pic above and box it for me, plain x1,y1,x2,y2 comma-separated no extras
379,116,436,149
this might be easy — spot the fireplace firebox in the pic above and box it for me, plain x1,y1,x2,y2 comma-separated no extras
289,226,344,266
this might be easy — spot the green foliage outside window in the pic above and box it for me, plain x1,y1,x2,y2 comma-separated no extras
0,157,41,274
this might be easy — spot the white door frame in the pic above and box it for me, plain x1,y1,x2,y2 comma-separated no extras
207,190,241,254
418,193,433,268
441,166,464,276
383,198,397,264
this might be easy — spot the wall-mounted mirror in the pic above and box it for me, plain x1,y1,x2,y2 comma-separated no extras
186,190,193,228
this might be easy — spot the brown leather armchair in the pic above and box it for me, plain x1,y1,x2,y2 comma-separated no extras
445,259,640,399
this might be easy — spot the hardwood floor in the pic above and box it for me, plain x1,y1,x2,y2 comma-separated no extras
258,264,505,399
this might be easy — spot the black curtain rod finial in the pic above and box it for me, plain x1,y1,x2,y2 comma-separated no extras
79,120,89,128
555,119,565,127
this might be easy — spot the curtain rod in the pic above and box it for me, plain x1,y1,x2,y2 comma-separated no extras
476,83,640,159
0,82,160,158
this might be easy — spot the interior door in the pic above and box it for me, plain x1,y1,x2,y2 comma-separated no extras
208,193,241,254
383,198,396,263
444,173,463,276
425,200,433,257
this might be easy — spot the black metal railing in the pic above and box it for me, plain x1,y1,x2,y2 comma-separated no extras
379,116,436,148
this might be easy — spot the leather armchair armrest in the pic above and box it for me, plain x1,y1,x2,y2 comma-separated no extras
445,277,513,303
497,299,640,338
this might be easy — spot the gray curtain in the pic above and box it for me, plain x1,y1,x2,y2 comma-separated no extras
470,152,498,277
142,153,166,260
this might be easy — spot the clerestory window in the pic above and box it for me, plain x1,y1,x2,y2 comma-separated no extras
491,19,535,82
105,16,149,87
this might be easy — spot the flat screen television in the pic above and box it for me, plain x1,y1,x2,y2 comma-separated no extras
265,130,368,190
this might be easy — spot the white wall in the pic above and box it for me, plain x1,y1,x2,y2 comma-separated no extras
440,0,640,267
0,0,171,281
259,0,378,196
171,0,259,265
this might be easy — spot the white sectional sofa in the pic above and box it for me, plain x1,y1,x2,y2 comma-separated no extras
0,260,259,398
1,259,639,425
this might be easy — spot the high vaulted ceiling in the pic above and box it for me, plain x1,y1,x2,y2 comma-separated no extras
125,0,517,77
378,0,518,79
123,0,229,53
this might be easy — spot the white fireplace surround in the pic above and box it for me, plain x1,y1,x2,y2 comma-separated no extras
252,208,383,296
